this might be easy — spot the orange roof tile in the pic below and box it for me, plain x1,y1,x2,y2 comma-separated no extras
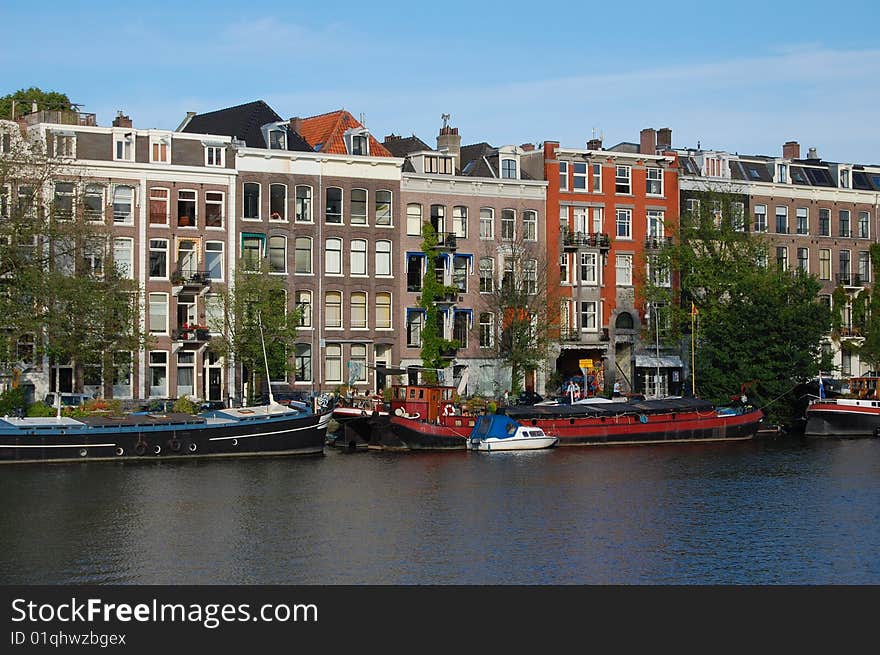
299,109,392,157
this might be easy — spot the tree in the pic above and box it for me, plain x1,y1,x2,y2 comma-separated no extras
0,119,147,398
842,243,880,373
416,223,460,384
207,262,301,404
0,88,73,120
646,188,831,426
477,230,557,396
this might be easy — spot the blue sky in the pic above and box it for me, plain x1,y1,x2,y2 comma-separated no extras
3,0,879,163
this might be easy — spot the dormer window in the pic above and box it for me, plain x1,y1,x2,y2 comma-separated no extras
424,155,453,175
839,168,850,189
776,163,788,184
114,132,134,161
205,145,225,167
351,134,368,156
501,158,517,179
268,129,287,150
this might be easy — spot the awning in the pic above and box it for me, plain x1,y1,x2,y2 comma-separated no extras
635,355,683,368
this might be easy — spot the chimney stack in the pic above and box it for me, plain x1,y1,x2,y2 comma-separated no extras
520,143,535,152
384,133,402,143
586,137,603,150
437,125,461,169
640,128,657,155
657,127,672,149
289,117,302,135
783,140,800,160
807,146,819,160
112,111,132,128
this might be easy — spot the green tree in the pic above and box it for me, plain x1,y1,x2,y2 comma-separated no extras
646,188,832,426
417,223,460,384
207,262,301,404
0,88,73,120
843,243,880,373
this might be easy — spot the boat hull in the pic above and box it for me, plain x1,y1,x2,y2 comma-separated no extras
0,411,331,464
804,401,880,438
470,436,559,452
386,415,471,451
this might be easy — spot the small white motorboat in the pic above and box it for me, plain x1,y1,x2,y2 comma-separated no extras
468,414,558,452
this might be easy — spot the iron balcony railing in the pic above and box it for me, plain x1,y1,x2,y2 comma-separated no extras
562,231,611,250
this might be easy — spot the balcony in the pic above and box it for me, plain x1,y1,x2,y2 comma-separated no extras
171,269,212,296
839,326,863,339
20,109,97,127
558,327,610,344
854,274,869,286
172,325,211,347
836,274,860,288
562,231,611,251
644,236,674,250
433,232,457,251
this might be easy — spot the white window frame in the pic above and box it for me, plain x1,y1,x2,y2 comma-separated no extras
523,210,538,241
615,208,632,239
376,292,392,329
325,291,343,329
646,167,663,196
148,293,169,335
351,188,368,225
479,208,494,239
269,184,287,221
616,254,633,286
615,165,631,194
351,292,368,329
205,241,224,281
351,239,368,276
580,301,598,332
268,235,287,274
150,135,170,163
295,237,312,275
325,238,343,275
295,185,313,223
205,145,225,167
375,240,392,276
375,190,393,226
113,237,134,279
407,203,422,236
113,131,134,162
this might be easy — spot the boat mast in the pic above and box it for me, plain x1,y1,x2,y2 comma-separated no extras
257,312,277,410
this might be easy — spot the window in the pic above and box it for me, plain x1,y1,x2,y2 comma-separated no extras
573,162,587,190
295,291,312,328
796,207,809,235
268,129,287,150
243,183,260,219
376,292,392,329
325,291,342,328
592,164,602,192
500,158,516,179
350,292,367,329
111,185,133,224
479,257,494,293
407,254,424,292
523,210,537,241
406,311,423,347
453,311,469,348
294,344,312,382
149,351,168,398
205,242,223,280
84,238,104,276
205,146,224,167
375,190,392,226
351,239,367,276
205,191,223,228
424,155,453,174
502,258,515,290
453,206,468,238
686,198,700,218
351,189,368,225
350,134,368,156
775,206,788,234
453,255,468,292
113,238,133,279
53,182,74,220
592,207,603,234
777,163,788,183
54,133,75,158
559,161,568,190
797,247,809,272
501,209,515,240
479,312,494,348
615,165,631,194
580,301,598,331
559,206,569,234
560,253,570,284
430,204,445,234
177,352,195,397
647,210,664,238
616,254,632,286
859,211,870,239
479,208,494,239
149,188,169,225
753,204,767,233
326,187,343,223
325,344,342,383
325,238,342,275
407,203,422,236
268,236,286,273
114,132,133,161
350,344,368,383
648,255,670,287
177,240,198,278
839,210,851,237
241,234,264,271
579,252,597,284
731,203,745,231
839,168,850,188
839,250,851,283
646,168,663,195
295,186,312,222
0,185,9,219
375,240,392,276
150,136,169,163
178,190,196,227
819,249,831,280
573,207,588,235
148,293,168,334
524,259,537,294
149,239,168,278
615,208,632,239
269,184,287,221
858,251,870,285
776,247,788,271
819,208,830,236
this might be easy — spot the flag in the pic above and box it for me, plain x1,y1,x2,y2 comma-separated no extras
691,302,698,317
818,376,825,400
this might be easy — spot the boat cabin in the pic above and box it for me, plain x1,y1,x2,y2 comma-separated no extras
849,375,880,400
390,384,458,423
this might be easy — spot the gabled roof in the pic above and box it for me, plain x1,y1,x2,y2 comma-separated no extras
299,110,392,157
382,134,432,158
459,142,496,177
179,100,312,151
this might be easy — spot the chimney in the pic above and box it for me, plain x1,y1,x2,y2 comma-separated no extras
437,125,461,169
289,117,302,135
586,137,603,150
112,111,132,128
657,127,672,149
384,133,402,143
520,143,535,152
807,146,819,160
640,128,657,155
783,140,800,160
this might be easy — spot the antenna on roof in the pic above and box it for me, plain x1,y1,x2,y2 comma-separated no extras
441,113,451,129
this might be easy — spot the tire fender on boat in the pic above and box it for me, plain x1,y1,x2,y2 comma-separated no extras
169,439,181,452
188,442,197,453
135,443,147,456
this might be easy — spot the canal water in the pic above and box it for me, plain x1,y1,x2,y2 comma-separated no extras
1,437,879,585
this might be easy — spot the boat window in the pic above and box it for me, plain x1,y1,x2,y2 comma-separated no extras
418,389,424,399
409,389,416,399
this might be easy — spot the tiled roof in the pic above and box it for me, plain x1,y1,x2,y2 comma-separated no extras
299,110,392,157
382,134,432,158
180,100,312,151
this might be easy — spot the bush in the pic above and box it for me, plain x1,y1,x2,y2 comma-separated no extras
172,396,199,414
0,387,26,416
26,402,56,417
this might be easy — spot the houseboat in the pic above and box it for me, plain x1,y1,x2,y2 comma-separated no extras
804,374,880,438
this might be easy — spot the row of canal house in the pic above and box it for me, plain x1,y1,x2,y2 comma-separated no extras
8,97,876,405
